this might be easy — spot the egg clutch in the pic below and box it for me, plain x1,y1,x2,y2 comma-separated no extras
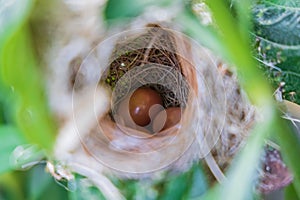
118,87,182,134
102,24,190,135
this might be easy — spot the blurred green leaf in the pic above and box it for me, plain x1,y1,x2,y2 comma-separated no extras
110,164,208,200
19,166,68,200
104,0,173,22
0,126,26,174
176,9,229,59
27,164,52,200
0,173,24,200
115,179,138,200
205,0,274,107
0,27,56,152
285,183,300,200
229,0,252,41
2,165,69,200
111,176,160,200
0,0,56,151
218,122,271,200
35,176,68,200
10,144,46,173
104,0,148,20
187,164,208,199
0,0,33,49
158,163,209,199
134,181,158,200
69,175,105,200
158,170,192,200
0,85,16,124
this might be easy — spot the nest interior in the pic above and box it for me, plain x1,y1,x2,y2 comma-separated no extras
103,25,190,107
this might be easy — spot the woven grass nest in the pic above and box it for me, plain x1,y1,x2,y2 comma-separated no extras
51,22,254,178
44,11,291,196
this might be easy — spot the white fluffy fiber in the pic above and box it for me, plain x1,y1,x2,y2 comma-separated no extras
34,1,256,199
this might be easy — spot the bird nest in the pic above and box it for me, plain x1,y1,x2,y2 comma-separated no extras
60,23,256,178
32,2,292,198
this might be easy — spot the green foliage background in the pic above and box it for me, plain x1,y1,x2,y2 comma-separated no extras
0,0,300,199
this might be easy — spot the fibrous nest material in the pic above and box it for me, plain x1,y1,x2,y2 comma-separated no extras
103,24,189,109
32,1,288,199
49,21,257,180
40,12,254,197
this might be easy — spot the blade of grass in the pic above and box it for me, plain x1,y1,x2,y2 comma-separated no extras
206,0,273,106
176,8,229,59
230,0,252,42
218,115,272,200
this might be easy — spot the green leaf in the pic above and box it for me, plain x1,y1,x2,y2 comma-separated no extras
0,0,34,49
0,173,24,200
111,176,161,200
158,163,208,199
27,164,53,200
0,26,56,152
175,9,229,59
133,181,158,200
110,166,207,200
69,175,106,200
285,183,300,200
34,176,68,200
104,0,173,22
205,0,275,107
258,0,300,7
158,171,191,200
0,85,15,124
0,0,56,152
104,0,148,20
0,126,26,174
187,164,208,199
213,121,272,200
111,178,135,199
229,0,252,42
253,1,300,104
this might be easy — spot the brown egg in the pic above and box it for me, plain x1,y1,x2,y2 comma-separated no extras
152,107,182,132
129,87,163,126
